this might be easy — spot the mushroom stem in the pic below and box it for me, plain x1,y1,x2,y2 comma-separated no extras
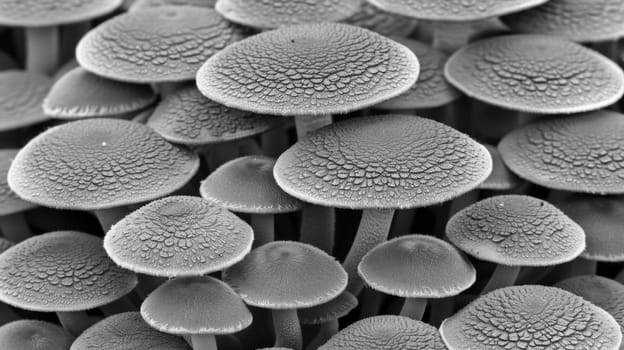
251,214,274,247
25,26,59,75
400,298,427,321
272,309,302,350
94,206,130,233
299,205,335,254
481,265,521,294
344,209,395,295
57,311,93,336
191,334,218,350
431,21,472,53
305,320,339,350
295,114,332,139
0,213,31,242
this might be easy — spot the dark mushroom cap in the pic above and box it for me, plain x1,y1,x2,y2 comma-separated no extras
77,7,246,83
141,276,252,335
130,0,215,11
223,241,347,309
43,67,157,119
200,156,303,214
0,71,51,132
343,2,419,37
8,118,199,210
274,115,491,209
71,312,191,350
358,234,475,298
376,38,460,110
446,195,585,266
196,23,420,116
147,86,282,146
367,0,549,21
0,320,73,350
0,0,121,27
319,315,446,350
0,231,138,312
440,285,622,350
0,238,13,253
499,110,624,194
501,0,624,43
298,291,358,325
104,196,253,277
478,144,521,191
445,35,624,114
0,150,36,216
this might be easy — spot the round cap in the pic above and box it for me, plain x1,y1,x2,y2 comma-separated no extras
0,320,73,350
358,234,475,298
343,2,419,37
0,0,121,26
0,150,36,216
196,23,420,116
8,118,199,210
445,34,624,114
130,0,215,11
0,231,138,312
499,110,624,194
319,315,446,350
0,71,51,132
44,67,157,119
478,144,521,191
141,276,252,335
77,7,245,83
104,196,253,277
446,195,586,266
274,115,491,209
223,241,347,309
298,291,358,325
440,285,622,350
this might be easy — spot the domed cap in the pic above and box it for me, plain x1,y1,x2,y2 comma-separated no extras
200,156,303,214
0,231,138,312
446,195,585,266
0,71,51,132
8,118,199,210
367,0,549,21
215,0,361,29
196,23,420,116
223,241,347,309
343,2,419,37
147,86,282,146
502,0,624,42
0,150,36,216
141,276,252,335
43,67,157,119
478,144,521,191
130,0,214,11
0,0,121,26
440,285,622,350
104,196,253,277
0,320,73,350
445,35,624,114
376,38,460,110
319,315,446,350
0,238,13,253
358,234,475,298
274,115,491,209
499,110,624,194
77,7,246,83
298,291,357,325
71,312,190,350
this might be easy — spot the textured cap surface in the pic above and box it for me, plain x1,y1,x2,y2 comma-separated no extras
0,320,73,350
0,0,121,26
0,71,51,131
0,150,36,216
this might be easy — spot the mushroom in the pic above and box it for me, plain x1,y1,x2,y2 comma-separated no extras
298,291,358,350
440,285,622,350
130,0,215,11
0,150,36,242
343,2,419,37
0,71,52,134
0,320,73,350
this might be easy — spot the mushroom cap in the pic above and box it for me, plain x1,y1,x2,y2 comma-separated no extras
358,234,475,298
478,144,521,191
343,2,419,37
367,0,549,21
0,71,51,132
553,193,624,262
196,23,420,117
499,110,624,194
446,195,586,266
0,0,121,27
375,38,460,110
147,86,282,146
298,291,358,325
71,312,191,350
274,115,491,209
223,241,347,309
8,118,199,210
0,238,13,253
104,196,253,277
130,0,215,11
43,67,157,119
440,285,622,350
501,0,624,43
215,0,361,29
76,7,246,83
0,231,138,312
0,320,73,350
200,156,303,214
445,34,624,114
0,150,36,216
141,276,252,335
319,315,446,350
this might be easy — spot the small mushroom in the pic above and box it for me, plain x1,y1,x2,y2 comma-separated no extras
0,150,36,243
0,71,52,132
0,320,73,350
